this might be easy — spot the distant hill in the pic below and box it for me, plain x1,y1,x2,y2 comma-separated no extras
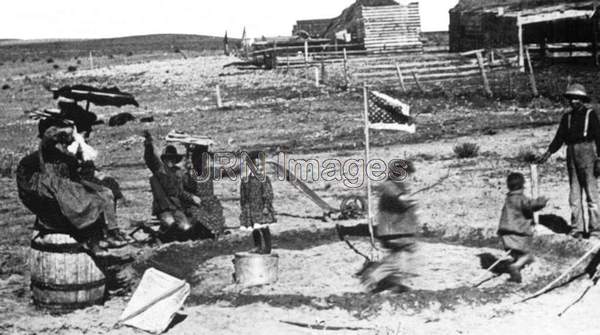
0,34,239,62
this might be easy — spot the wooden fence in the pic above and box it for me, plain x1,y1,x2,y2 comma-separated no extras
351,49,518,86
273,47,525,96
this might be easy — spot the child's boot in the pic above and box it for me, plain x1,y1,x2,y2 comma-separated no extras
260,227,272,254
251,229,262,253
507,263,522,283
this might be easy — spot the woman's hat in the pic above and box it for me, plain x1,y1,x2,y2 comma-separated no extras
160,145,184,163
564,83,590,102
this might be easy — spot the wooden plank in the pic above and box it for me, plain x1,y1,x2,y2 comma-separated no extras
357,69,485,80
395,62,406,92
525,47,539,96
359,60,472,71
475,51,493,97
343,48,349,88
364,37,420,41
412,71,424,92
518,9,594,25
460,49,485,56
363,40,421,45
517,16,525,72
358,62,483,75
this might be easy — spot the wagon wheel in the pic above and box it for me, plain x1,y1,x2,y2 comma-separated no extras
339,196,367,219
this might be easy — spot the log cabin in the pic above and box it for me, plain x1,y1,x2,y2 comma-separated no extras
449,0,600,65
322,0,423,53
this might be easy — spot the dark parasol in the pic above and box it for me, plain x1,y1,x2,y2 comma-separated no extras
52,85,139,108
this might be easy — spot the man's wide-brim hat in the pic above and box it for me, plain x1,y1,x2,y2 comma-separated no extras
161,145,184,163
564,83,590,102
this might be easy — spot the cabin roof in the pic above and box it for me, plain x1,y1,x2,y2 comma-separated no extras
451,0,594,13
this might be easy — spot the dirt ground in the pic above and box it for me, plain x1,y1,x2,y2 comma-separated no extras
1,53,600,334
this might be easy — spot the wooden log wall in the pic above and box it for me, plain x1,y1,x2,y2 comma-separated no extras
359,3,423,53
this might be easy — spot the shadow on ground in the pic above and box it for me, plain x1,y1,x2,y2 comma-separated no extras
186,280,553,319
539,214,571,235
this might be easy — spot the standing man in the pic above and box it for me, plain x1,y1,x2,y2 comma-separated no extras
539,84,600,238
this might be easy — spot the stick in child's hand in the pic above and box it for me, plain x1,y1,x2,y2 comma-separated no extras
530,164,540,225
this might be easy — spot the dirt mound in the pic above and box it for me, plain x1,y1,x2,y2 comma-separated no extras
184,240,560,318
323,0,399,39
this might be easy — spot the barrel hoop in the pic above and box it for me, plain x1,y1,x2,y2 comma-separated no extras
31,278,106,292
34,297,105,311
30,240,86,254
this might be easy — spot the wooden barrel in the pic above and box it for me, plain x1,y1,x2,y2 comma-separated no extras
233,252,278,287
30,231,106,311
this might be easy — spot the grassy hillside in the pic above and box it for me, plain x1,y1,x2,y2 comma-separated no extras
0,34,240,62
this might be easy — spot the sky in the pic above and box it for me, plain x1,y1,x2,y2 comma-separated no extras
0,0,459,40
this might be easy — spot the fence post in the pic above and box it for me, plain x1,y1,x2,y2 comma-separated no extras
89,51,94,70
517,14,525,72
215,85,223,109
343,48,349,89
315,67,320,87
304,40,309,62
272,42,278,70
412,71,424,93
320,61,327,85
593,13,599,67
304,41,309,80
525,47,539,97
395,62,406,93
475,51,493,97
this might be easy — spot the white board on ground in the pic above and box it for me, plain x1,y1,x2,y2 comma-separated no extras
119,268,190,334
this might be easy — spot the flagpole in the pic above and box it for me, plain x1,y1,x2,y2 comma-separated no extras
363,82,376,248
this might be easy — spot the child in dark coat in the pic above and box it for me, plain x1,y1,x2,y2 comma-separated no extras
498,172,548,283
240,151,276,254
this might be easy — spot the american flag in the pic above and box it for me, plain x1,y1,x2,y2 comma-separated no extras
368,91,415,133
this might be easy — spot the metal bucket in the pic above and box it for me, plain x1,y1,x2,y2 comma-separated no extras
233,252,279,287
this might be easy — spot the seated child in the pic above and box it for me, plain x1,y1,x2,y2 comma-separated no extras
498,172,548,283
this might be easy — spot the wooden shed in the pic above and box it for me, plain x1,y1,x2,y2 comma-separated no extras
293,19,335,38
449,0,599,65
323,0,422,53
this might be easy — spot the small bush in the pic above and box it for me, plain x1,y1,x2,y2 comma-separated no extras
76,59,81,65
46,58,54,63
126,51,133,57
53,64,60,69
1,84,10,90
515,147,539,164
453,142,480,159
67,65,77,72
